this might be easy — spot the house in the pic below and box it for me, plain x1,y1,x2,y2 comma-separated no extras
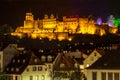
83,49,105,68
53,51,86,80
0,44,18,72
1,49,58,80
86,49,120,80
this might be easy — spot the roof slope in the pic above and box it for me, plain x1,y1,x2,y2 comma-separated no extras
3,50,31,74
87,49,120,69
3,49,58,74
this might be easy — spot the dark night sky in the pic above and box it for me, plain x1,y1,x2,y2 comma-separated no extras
0,0,120,28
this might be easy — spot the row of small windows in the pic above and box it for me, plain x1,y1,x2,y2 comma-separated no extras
13,59,25,63
12,55,53,63
41,55,53,62
26,65,51,72
60,63,79,68
6,67,19,72
26,66,45,72
30,75,45,80
92,72,120,80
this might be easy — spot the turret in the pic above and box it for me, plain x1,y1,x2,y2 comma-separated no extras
24,13,34,28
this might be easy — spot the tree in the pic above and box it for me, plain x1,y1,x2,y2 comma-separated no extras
0,24,13,35
70,64,86,80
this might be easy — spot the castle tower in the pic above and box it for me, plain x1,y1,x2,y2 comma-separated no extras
24,13,34,28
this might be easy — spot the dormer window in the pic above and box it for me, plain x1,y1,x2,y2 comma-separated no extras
13,59,15,63
23,59,25,63
18,60,20,63
48,65,51,69
16,68,19,72
6,68,9,71
38,66,42,71
11,68,14,71
33,67,37,71
47,55,52,62
34,59,38,63
41,56,46,62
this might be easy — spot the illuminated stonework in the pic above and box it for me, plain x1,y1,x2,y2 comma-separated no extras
11,13,118,41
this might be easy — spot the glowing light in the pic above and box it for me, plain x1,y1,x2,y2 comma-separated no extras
96,17,102,25
107,15,115,27
115,18,120,27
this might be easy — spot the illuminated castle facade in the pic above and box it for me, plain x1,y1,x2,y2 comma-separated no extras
11,13,118,41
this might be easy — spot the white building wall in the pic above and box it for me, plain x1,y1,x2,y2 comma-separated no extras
22,65,52,80
83,50,102,68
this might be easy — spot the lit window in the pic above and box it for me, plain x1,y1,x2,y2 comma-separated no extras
6,68,9,71
39,49,44,53
101,72,106,80
108,72,113,80
13,59,15,63
23,59,25,63
35,75,39,80
60,63,65,68
33,67,37,71
26,68,29,72
86,64,90,67
18,60,20,63
16,68,19,72
47,55,52,62
34,59,38,63
92,72,97,80
38,66,42,71
41,56,46,62
94,53,97,56
114,73,119,80
11,68,14,71
30,76,33,80
41,75,45,80
48,65,51,69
